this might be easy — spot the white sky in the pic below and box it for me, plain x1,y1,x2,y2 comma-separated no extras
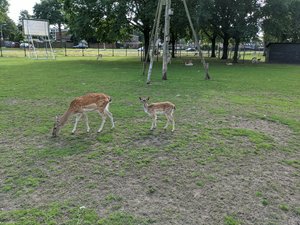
8,0,41,23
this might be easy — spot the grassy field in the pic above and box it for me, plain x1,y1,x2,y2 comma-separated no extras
0,56,299,225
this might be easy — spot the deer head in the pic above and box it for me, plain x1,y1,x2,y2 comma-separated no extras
52,116,61,137
139,97,150,103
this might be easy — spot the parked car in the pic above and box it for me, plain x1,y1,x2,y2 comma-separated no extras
73,43,88,49
185,47,196,51
137,47,144,51
4,41,18,48
20,43,30,48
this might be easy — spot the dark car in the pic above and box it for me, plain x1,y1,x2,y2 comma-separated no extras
73,43,88,49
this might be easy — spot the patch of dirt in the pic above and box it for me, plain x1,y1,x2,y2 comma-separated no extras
133,136,169,147
1,139,300,225
132,133,171,147
0,110,299,225
229,117,293,146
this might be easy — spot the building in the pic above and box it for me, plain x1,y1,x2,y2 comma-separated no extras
265,43,300,64
50,28,72,42
124,35,141,48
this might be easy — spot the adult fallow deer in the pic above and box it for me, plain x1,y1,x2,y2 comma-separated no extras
52,93,114,137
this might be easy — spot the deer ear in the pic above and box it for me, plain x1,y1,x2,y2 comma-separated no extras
147,97,150,101
139,97,142,100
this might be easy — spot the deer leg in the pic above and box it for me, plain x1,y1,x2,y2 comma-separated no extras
164,114,170,129
83,113,90,132
72,113,82,134
150,114,157,130
97,111,107,133
104,109,115,129
169,114,175,132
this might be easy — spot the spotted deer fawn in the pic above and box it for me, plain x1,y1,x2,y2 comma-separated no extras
52,93,114,137
139,97,176,132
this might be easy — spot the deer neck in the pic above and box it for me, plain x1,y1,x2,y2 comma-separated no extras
59,110,73,127
143,103,150,114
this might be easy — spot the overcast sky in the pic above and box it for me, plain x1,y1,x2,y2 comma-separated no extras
8,0,41,23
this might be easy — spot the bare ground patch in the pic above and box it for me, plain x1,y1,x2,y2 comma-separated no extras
227,116,294,146
0,106,299,224
131,132,172,148
1,132,300,225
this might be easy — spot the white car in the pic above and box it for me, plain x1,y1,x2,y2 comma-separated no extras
20,43,30,48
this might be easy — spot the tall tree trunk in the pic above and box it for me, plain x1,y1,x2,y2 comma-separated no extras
221,33,229,60
233,38,240,63
143,27,150,62
58,23,63,48
171,31,176,58
211,33,217,58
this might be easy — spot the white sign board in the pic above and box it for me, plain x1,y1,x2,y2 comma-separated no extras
23,19,49,36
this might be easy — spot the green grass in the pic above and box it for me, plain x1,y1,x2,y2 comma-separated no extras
0,56,299,224
224,215,241,225
0,202,148,225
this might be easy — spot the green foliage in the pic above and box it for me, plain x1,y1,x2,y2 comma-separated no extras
224,215,241,225
64,0,130,43
255,191,263,197
263,0,300,42
279,204,289,211
98,212,151,225
0,203,99,224
262,199,269,206
282,159,300,168
33,0,64,25
0,0,9,11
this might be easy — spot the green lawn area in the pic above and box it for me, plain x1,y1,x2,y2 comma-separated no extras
0,56,299,224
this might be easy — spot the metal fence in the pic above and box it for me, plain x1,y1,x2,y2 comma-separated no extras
0,47,208,58
0,46,265,62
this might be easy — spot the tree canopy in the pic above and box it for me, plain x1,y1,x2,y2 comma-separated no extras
263,0,300,42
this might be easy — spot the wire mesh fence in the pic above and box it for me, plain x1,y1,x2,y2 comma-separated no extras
0,46,265,62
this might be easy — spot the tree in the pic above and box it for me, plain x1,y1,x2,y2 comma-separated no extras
17,10,32,35
230,0,260,63
0,1,22,42
116,0,158,60
288,0,300,42
199,0,260,61
212,0,236,59
33,0,65,44
64,0,129,45
18,10,32,22
0,0,9,23
195,0,219,57
262,0,293,42
2,16,22,41
169,0,191,58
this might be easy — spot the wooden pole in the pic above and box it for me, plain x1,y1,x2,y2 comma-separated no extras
162,0,171,80
146,0,163,84
182,0,211,80
143,0,162,77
